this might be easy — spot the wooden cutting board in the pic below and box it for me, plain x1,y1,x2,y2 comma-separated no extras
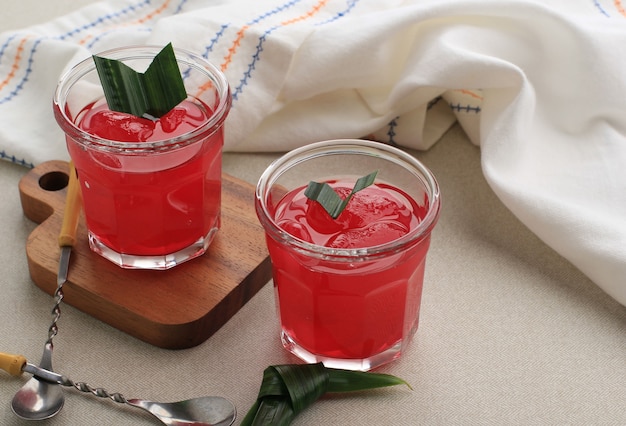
19,160,272,349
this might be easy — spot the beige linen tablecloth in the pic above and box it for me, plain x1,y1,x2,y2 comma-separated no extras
1,2,625,425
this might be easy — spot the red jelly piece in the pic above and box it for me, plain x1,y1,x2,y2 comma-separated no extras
277,219,313,243
342,190,402,229
327,221,409,249
160,107,187,133
305,199,343,234
86,110,155,142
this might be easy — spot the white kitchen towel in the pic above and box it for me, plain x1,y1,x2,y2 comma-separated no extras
1,0,625,307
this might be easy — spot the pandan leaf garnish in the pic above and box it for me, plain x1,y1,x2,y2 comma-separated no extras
304,171,378,219
93,42,186,119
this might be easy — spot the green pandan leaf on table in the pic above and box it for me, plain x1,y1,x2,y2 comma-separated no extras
93,42,186,119
241,363,411,426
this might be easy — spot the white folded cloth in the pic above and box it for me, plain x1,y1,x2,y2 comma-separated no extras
1,0,625,307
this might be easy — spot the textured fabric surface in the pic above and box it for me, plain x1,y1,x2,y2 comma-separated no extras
1,130,625,425
1,2,625,425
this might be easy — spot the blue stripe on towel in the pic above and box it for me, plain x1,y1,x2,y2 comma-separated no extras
0,151,34,168
229,0,361,102
592,0,610,17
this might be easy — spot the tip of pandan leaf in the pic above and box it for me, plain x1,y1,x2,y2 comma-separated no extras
401,379,413,391
325,366,412,393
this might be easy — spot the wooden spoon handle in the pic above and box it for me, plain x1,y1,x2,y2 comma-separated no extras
0,352,27,376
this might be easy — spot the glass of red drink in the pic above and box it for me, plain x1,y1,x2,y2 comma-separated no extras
256,140,441,371
53,46,231,269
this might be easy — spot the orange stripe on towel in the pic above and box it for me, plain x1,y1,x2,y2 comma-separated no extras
78,0,172,45
201,0,330,98
281,0,329,25
135,0,172,24
78,34,95,46
456,89,483,100
219,0,329,72
0,37,28,91
615,0,626,17
221,25,250,71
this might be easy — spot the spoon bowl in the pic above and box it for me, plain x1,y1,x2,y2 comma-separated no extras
127,396,236,426
11,343,64,420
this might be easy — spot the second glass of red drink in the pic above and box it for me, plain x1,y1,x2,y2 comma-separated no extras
256,140,441,371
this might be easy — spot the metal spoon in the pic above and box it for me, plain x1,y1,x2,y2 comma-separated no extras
125,396,236,426
9,343,64,420
0,352,236,425
10,162,81,420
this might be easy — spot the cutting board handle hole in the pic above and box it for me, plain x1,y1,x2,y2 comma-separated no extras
38,171,69,192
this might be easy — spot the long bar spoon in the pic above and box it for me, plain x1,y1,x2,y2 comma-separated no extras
0,352,236,425
10,162,82,420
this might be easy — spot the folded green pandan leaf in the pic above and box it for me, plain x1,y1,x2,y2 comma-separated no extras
241,363,411,426
304,171,378,219
93,43,186,119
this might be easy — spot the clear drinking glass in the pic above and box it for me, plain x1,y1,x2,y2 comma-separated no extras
53,46,231,270
255,139,441,371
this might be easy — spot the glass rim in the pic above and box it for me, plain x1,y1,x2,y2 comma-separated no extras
255,139,441,260
52,44,231,152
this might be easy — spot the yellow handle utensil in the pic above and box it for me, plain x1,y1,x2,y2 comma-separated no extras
0,352,65,384
0,352,27,377
58,161,82,248
56,161,82,287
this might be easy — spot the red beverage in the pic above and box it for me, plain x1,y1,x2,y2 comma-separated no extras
54,46,231,269
256,140,440,370
266,179,432,368
66,97,222,261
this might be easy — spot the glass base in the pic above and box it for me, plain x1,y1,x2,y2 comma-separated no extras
280,330,405,371
88,227,218,270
